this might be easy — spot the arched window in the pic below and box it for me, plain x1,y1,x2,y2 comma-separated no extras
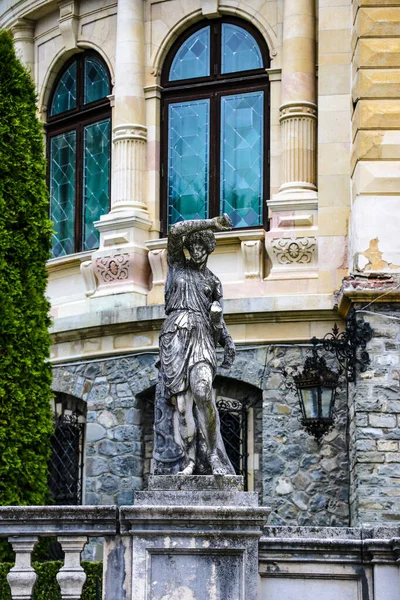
47,52,112,258
161,19,269,234
48,393,86,505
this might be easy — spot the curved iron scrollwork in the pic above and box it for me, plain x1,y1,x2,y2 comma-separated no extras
313,307,373,382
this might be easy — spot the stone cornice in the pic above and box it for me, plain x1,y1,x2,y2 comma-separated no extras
50,297,338,344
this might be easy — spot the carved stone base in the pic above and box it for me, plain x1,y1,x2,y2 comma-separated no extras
81,214,152,300
103,478,269,600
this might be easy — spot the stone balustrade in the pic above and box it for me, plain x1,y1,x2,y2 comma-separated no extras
2,505,400,599
0,506,117,600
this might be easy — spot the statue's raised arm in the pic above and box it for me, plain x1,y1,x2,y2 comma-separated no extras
167,215,233,266
154,214,237,477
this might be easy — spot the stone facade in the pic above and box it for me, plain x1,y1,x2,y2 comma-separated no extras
2,0,400,538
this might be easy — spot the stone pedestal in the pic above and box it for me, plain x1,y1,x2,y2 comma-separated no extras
105,476,269,600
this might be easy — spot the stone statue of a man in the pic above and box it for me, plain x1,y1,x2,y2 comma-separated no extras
153,215,236,476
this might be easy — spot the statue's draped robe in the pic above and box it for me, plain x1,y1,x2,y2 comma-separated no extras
153,224,235,475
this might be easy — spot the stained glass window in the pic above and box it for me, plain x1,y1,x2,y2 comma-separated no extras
48,53,111,257
50,132,76,257
83,119,111,250
50,62,77,116
220,92,263,227
84,57,111,104
162,19,268,233
168,101,210,225
222,24,263,74
169,26,210,81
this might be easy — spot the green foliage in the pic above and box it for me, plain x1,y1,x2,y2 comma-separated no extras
0,30,54,504
0,562,102,600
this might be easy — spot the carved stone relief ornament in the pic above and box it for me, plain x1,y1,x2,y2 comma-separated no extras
265,236,317,279
271,237,316,265
95,254,130,283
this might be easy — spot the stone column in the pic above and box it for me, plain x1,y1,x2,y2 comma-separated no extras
277,0,317,201
109,0,147,216
11,19,35,78
89,0,152,303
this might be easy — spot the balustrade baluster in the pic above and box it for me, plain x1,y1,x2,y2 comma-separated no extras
56,536,88,600
6,536,38,600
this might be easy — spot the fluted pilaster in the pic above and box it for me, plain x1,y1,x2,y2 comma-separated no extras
280,102,317,192
277,0,317,198
111,124,147,212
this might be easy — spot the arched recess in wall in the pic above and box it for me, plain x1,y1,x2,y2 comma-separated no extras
49,392,87,505
138,376,262,492
46,50,112,258
159,17,270,235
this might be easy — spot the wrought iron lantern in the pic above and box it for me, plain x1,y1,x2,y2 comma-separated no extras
294,343,339,442
292,308,372,442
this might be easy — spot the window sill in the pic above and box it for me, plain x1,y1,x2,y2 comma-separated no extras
47,250,94,274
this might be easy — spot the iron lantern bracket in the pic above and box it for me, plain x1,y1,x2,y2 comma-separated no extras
311,307,373,383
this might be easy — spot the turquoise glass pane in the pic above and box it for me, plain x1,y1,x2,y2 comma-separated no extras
83,119,111,250
50,62,77,116
169,26,210,81
222,24,263,74
50,131,76,257
84,56,111,104
220,91,263,228
168,100,210,225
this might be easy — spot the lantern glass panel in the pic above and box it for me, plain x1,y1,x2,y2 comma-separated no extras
302,387,319,419
321,387,334,418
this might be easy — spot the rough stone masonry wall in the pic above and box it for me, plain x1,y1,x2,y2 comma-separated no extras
52,345,350,526
52,354,159,506
263,346,350,526
349,304,400,525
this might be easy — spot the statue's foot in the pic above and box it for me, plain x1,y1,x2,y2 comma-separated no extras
178,461,194,476
210,453,228,475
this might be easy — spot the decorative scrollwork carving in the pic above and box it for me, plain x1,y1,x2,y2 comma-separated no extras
95,254,130,283
271,237,316,265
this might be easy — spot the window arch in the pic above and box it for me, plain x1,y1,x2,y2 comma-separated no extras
47,52,112,258
161,18,270,234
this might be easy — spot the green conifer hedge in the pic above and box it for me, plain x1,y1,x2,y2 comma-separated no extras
0,30,54,505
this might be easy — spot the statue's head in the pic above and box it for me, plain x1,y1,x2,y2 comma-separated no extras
184,230,216,265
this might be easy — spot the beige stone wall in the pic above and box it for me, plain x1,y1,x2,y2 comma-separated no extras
317,0,352,293
0,0,363,360
351,1,400,272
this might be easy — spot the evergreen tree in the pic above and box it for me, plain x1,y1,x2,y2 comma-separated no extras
0,30,53,505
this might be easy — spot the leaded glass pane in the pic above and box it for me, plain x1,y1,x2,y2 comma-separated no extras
168,100,210,225
50,62,77,116
220,91,263,228
169,26,210,81
50,132,76,257
84,57,111,104
83,119,111,250
221,24,263,74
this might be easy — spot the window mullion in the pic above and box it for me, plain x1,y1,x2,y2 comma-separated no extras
75,122,83,253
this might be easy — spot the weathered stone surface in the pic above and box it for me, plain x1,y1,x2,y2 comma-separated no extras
149,475,244,491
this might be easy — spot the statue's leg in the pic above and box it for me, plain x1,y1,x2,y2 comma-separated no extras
189,362,227,475
176,389,196,475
